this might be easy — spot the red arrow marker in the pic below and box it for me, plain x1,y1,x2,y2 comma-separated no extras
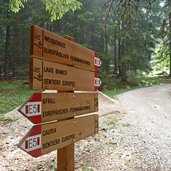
94,73,102,91
19,125,42,157
94,52,102,71
18,93,42,124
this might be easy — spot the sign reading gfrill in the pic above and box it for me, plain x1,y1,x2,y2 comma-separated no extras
18,92,98,124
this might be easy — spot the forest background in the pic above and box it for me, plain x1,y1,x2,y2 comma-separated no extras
0,0,171,117
1,0,171,82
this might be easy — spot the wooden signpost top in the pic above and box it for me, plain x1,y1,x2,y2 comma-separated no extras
30,25,101,71
18,26,100,170
18,114,98,157
18,92,98,124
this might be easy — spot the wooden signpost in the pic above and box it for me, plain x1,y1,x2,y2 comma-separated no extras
18,25,102,171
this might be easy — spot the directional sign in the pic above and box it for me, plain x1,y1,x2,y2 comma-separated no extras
18,92,98,124
30,57,102,91
18,114,98,157
30,25,102,71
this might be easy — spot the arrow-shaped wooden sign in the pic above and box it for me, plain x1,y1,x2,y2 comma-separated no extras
18,114,98,157
30,57,102,91
18,92,98,124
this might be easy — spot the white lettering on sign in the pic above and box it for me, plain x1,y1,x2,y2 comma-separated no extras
21,134,41,152
94,78,102,87
21,102,42,117
94,57,101,67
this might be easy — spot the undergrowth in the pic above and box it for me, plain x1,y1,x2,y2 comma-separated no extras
101,76,171,98
0,80,36,121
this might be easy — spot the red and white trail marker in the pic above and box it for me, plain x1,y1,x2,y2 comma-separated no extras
94,73,102,91
94,52,102,71
18,93,42,124
20,102,41,117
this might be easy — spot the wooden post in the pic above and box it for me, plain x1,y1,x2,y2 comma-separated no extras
57,35,75,171
57,143,74,171
57,92,75,170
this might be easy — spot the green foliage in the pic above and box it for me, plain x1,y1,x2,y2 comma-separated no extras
101,75,171,98
9,0,82,21
99,52,112,74
43,0,82,21
106,117,118,127
0,115,18,122
9,0,28,12
151,41,169,74
16,64,29,76
102,88,132,98
1,0,171,82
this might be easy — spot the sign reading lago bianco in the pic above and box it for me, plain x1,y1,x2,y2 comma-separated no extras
30,57,101,91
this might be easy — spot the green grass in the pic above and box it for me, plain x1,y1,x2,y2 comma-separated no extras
101,88,133,98
106,117,118,127
101,76,171,98
0,115,18,121
0,80,36,116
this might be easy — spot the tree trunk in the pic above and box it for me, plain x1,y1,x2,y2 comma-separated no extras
0,66,2,80
4,24,10,80
104,22,109,74
169,2,171,77
114,30,118,74
120,41,127,82
118,23,122,77
121,63,127,82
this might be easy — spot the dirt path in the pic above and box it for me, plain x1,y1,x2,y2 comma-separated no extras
75,84,171,171
1,84,171,170
116,84,171,170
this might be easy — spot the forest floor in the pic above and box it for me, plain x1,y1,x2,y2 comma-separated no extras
1,84,171,171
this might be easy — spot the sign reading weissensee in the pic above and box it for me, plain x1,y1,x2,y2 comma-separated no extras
18,114,98,157
31,25,101,71
18,92,98,124
30,57,101,91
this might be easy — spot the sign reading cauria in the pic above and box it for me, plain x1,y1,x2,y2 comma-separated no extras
18,92,98,124
30,25,101,71
30,57,102,91
18,114,98,157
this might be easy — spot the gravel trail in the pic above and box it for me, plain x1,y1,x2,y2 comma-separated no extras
115,84,171,171
1,84,171,170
